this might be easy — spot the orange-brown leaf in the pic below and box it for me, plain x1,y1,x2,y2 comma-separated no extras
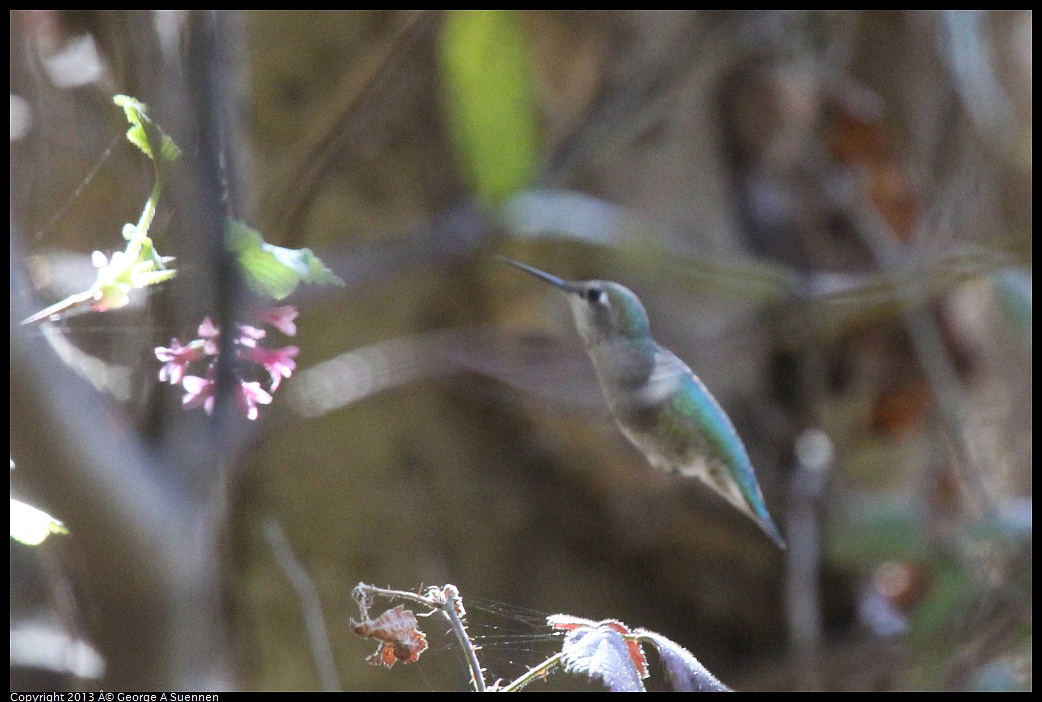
351,605,429,668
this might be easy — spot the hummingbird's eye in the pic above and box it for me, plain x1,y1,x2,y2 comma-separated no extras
585,288,603,304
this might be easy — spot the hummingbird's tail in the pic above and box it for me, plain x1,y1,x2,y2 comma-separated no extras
683,456,787,549
751,507,787,550
718,473,787,550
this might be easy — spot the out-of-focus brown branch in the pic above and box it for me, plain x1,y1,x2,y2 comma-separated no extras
264,521,341,691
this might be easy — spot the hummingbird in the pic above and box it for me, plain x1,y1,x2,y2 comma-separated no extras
501,257,786,549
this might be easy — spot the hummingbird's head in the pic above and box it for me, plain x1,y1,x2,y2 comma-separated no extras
500,258,651,348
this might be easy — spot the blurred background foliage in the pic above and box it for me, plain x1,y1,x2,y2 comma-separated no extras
10,10,1031,691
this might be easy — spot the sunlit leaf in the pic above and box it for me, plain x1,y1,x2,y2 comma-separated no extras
226,220,344,300
549,616,651,691
556,622,646,692
113,94,180,163
10,498,68,546
547,614,730,691
549,615,648,679
440,10,539,204
23,95,181,324
636,629,731,692
158,133,181,163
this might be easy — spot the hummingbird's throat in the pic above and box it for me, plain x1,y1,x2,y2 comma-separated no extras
588,338,657,393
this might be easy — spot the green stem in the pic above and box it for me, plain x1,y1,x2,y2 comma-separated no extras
498,651,564,692
138,177,161,236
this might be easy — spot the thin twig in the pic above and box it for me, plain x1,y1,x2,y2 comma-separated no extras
264,521,341,692
437,585,487,693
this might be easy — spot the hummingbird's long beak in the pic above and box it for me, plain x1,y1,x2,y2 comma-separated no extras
499,257,583,295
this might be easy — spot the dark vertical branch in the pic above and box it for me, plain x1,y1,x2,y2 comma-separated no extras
173,10,247,443
151,10,250,688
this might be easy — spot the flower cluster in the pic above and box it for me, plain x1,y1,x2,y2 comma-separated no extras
155,306,299,420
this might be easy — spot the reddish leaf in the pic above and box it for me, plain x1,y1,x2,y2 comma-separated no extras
548,615,648,679
351,605,429,668
558,625,645,691
547,613,601,633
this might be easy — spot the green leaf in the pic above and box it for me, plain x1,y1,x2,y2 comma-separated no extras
226,220,344,300
113,94,180,162
11,498,68,546
439,10,540,204
159,133,182,162
114,94,153,158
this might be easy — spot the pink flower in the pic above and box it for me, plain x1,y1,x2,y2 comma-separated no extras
155,339,203,385
162,309,301,421
257,306,299,336
238,381,272,421
198,317,220,355
240,345,299,390
198,316,219,339
181,374,216,415
236,324,266,348
181,375,272,421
